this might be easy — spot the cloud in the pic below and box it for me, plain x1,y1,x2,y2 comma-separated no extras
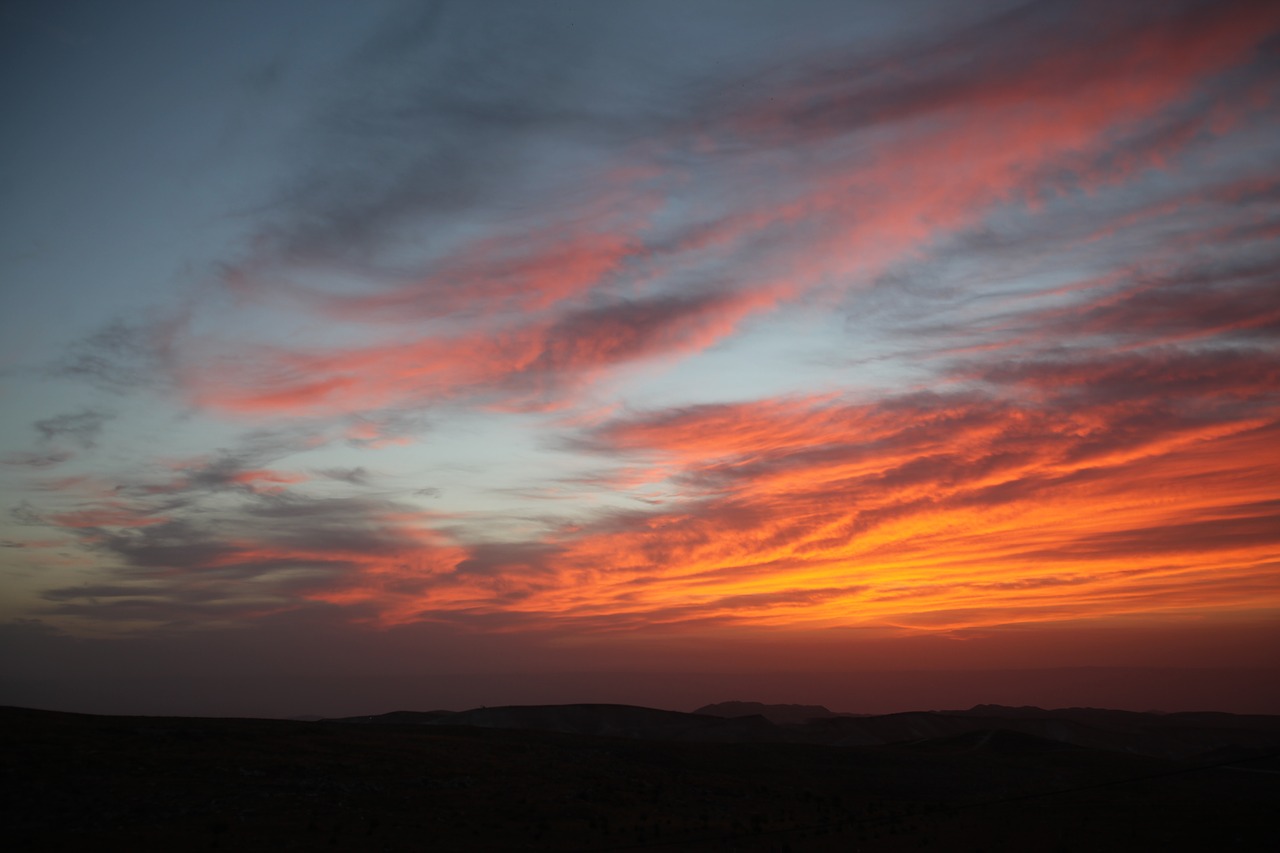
301,210,650,324
55,316,181,394
181,285,782,416
2,450,74,469
21,0,1280,647
47,504,171,530
124,429,322,497
33,410,113,448
244,0,669,269
1,409,112,468
719,0,1280,174
54,0,1279,429
317,466,371,485
972,349,1280,408
34,278,1278,633
551,347,1280,630
32,486,468,629
166,457,307,495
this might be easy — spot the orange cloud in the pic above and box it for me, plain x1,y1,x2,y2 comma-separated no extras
692,0,1280,308
156,0,1279,430
151,368,1268,635
184,285,784,416
511,365,1280,632
225,469,309,494
31,374,1280,639
29,0,1280,654
47,504,170,530
315,227,643,323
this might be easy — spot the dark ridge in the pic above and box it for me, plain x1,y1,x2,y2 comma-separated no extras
422,702,782,742
694,700,839,724
5,703,1278,851
894,728,1086,755
325,709,456,725
317,701,1280,760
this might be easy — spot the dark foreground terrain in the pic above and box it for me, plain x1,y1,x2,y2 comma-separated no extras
4,703,1278,851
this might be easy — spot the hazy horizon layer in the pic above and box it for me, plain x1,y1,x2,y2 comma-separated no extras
5,665,1277,720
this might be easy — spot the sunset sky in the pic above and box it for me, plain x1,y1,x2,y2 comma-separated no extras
2,0,1278,718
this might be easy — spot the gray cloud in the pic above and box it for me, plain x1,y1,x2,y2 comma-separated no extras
35,487,443,625
55,316,180,394
2,450,73,469
251,1,647,269
317,466,372,485
33,410,113,448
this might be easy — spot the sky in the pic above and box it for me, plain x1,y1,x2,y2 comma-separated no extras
2,0,1278,718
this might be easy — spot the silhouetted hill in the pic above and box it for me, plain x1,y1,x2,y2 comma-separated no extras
695,700,839,724
939,704,1280,759
334,703,783,741
328,709,456,725
437,703,782,741
896,727,1086,756
342,702,1280,761
961,703,1280,734
5,704,1278,851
